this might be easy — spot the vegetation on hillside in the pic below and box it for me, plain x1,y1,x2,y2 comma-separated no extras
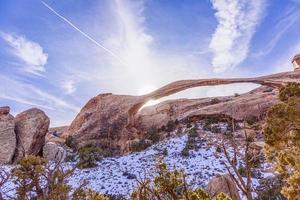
264,82,300,200
131,158,231,200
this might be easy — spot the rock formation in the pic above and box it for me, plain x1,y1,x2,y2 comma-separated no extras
137,86,279,131
207,174,240,200
43,142,66,162
0,107,16,164
14,108,50,162
62,70,300,154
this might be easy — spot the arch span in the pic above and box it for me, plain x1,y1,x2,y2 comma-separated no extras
128,76,286,122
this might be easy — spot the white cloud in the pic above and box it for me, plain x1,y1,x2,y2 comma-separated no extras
61,80,76,94
0,75,80,117
99,0,206,95
209,0,265,73
0,32,48,75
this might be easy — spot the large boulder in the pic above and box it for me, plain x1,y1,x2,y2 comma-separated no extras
0,106,16,164
207,174,240,200
14,108,50,162
43,142,66,162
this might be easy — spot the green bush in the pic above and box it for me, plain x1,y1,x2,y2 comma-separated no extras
65,135,78,150
210,98,221,105
77,145,111,169
166,120,176,132
162,148,168,156
181,147,190,157
255,176,286,200
245,115,259,126
130,139,152,152
146,126,160,143
188,127,198,137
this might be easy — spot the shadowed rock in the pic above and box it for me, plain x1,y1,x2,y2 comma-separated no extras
207,174,241,200
0,107,16,164
62,70,300,154
14,108,50,162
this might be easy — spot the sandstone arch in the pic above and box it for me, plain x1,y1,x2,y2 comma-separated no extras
62,70,300,154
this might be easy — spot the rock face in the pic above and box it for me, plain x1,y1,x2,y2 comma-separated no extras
0,107,16,164
43,142,66,162
207,174,240,200
137,86,279,131
14,108,50,162
62,70,300,154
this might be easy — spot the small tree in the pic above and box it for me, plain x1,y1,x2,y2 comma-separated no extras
12,155,108,199
221,122,256,200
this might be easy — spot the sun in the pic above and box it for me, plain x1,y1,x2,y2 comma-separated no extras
138,85,157,95
138,85,161,108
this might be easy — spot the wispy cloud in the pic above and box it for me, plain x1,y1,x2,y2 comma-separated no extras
0,75,80,113
254,7,300,57
0,32,48,75
61,80,76,95
209,0,265,73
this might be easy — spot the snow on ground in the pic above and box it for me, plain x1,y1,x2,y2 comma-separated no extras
68,134,227,196
0,123,274,199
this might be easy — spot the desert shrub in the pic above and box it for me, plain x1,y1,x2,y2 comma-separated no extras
77,145,111,169
166,120,176,132
64,153,77,162
146,126,160,143
278,82,300,101
186,122,192,129
255,176,286,200
181,147,190,157
105,194,127,200
130,139,152,152
237,165,247,177
176,126,183,135
160,125,166,132
210,125,221,133
188,127,198,137
162,148,168,156
216,146,222,153
65,135,78,150
245,115,259,126
210,98,221,105
73,188,109,200
122,171,136,180
131,159,231,200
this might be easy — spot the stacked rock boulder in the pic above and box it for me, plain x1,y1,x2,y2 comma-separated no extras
0,107,50,164
0,106,16,164
13,108,50,163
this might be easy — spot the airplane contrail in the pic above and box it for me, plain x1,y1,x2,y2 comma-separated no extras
41,1,126,64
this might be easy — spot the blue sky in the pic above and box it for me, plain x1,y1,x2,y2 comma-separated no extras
1,0,300,126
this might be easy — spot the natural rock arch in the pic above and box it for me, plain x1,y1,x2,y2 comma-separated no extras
62,70,300,154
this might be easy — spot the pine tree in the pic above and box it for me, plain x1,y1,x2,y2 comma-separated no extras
264,82,300,200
